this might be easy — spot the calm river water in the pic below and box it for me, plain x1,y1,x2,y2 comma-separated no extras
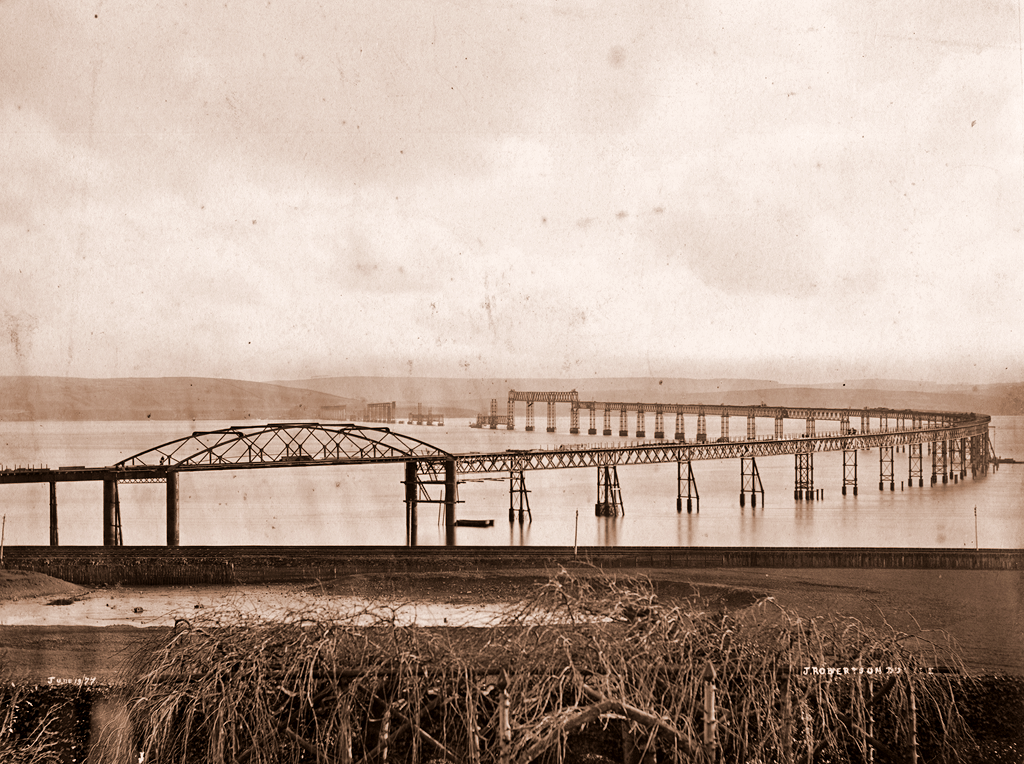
1,416,1021,548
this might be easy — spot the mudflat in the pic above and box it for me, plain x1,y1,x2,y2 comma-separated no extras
1,567,1021,683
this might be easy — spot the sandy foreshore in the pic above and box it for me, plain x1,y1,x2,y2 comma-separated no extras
1,567,1022,683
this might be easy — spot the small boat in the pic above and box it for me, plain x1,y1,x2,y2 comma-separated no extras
453,519,494,528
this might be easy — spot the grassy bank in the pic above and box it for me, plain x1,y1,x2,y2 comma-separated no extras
92,573,1020,762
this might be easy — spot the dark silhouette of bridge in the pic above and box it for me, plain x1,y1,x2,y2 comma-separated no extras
0,400,995,547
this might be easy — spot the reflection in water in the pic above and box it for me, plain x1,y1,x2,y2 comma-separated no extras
676,512,699,547
509,517,531,546
1,418,1021,548
739,505,761,544
794,499,814,537
596,516,619,547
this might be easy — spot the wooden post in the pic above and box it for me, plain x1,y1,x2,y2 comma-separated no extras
867,678,874,764
703,662,717,760
622,723,640,764
102,478,117,546
166,471,179,546
405,461,418,547
443,458,456,547
465,674,480,764
498,688,511,764
380,706,391,763
908,677,918,764
49,481,59,546
338,702,353,764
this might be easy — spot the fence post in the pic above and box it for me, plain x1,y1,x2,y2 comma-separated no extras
498,687,511,764
338,701,353,764
466,673,480,764
866,678,874,764
381,706,391,763
703,662,717,761
908,677,918,764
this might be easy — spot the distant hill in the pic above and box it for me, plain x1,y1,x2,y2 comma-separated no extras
3,375,1019,422
276,376,1024,418
0,377,360,421
271,376,789,419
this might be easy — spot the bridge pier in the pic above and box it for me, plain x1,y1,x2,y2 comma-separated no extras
509,469,531,523
603,408,612,436
654,409,664,439
720,413,729,442
674,412,685,441
596,465,623,517
404,462,418,546
49,480,58,546
166,471,179,546
619,409,628,437
740,456,763,508
635,409,645,438
909,443,923,487
794,452,813,500
842,450,857,496
570,405,580,435
879,446,894,491
102,478,122,547
746,413,756,441
546,401,556,433
444,459,457,546
677,459,698,513
774,415,784,440
941,440,949,484
697,411,707,443
588,406,597,435
805,417,815,438
525,401,535,432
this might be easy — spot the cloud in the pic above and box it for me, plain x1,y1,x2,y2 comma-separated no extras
0,0,1019,383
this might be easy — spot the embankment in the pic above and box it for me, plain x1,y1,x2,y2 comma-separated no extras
2,545,1022,586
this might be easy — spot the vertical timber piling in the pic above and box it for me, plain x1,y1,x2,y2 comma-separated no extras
444,458,457,546
102,478,119,547
404,461,418,546
166,470,180,547
49,480,58,546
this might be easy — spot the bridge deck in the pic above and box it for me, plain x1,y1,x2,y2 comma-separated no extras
0,415,992,483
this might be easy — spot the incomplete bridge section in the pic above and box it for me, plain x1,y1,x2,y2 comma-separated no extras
0,401,996,547
497,391,993,513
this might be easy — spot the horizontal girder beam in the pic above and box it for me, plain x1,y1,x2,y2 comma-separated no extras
571,401,967,424
0,414,990,483
449,419,990,474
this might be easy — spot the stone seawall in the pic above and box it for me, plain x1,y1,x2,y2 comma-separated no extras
2,545,1021,585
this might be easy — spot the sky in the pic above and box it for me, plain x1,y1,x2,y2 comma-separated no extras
1,0,1022,385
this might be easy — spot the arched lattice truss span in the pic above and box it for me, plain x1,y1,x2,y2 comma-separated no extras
115,423,453,470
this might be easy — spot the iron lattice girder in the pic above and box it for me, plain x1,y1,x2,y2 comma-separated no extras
508,390,580,404
114,423,453,470
568,402,970,424
451,419,990,474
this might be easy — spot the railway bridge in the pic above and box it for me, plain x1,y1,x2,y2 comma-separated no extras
0,399,995,546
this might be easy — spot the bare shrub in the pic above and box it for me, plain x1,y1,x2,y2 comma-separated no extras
115,569,978,763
